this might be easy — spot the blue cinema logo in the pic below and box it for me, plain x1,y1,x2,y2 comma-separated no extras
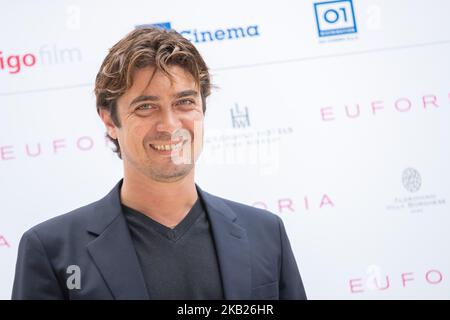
314,0,357,37
135,22,260,44
136,22,172,30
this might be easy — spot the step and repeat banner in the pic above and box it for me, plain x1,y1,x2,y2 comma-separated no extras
1,0,449,299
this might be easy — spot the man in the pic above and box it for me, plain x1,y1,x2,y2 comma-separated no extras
12,27,307,300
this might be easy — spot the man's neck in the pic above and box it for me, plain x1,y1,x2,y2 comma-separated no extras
120,169,198,229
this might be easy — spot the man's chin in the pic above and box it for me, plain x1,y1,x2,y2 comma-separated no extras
147,165,194,183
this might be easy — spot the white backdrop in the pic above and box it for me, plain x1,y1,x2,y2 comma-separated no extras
1,0,449,299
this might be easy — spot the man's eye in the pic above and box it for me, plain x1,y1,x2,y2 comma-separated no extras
177,99,194,106
136,104,153,111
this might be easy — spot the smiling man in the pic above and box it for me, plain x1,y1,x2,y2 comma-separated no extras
12,27,307,300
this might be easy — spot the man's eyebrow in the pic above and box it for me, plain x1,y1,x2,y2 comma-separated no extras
129,95,159,107
173,90,198,99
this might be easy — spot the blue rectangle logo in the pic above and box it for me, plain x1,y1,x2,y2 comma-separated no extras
314,0,357,37
135,22,172,30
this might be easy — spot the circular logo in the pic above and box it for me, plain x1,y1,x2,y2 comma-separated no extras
402,168,421,193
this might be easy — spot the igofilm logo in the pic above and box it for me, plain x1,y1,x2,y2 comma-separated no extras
0,44,82,75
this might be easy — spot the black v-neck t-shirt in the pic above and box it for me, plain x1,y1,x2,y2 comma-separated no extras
122,196,224,300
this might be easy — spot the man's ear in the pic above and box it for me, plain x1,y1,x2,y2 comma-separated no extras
98,108,118,139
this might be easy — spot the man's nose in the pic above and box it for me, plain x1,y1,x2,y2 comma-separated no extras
156,109,182,133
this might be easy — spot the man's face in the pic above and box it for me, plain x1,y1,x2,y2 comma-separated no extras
102,65,204,183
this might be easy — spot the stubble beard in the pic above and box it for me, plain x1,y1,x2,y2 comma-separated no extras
148,161,195,183
144,140,200,183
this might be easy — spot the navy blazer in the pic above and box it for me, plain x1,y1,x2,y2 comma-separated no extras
12,181,307,300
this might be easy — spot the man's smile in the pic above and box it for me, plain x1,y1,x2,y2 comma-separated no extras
149,139,188,154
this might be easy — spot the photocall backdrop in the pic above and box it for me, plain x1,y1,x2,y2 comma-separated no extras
1,0,449,299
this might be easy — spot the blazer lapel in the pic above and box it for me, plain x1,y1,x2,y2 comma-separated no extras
86,181,149,299
198,186,252,300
